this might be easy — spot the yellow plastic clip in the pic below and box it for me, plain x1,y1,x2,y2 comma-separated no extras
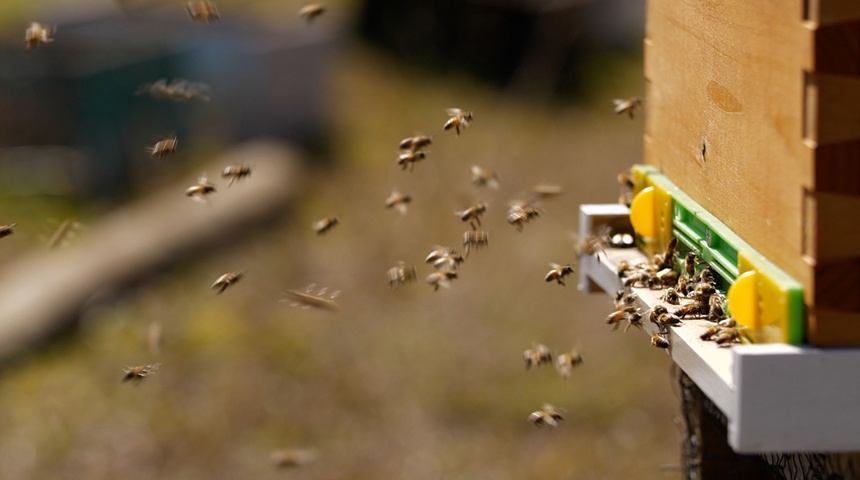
630,186,657,238
728,270,759,331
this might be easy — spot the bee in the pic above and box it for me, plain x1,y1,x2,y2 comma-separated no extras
684,252,699,277
186,0,220,23
270,448,319,468
281,284,340,311
655,312,682,334
576,233,604,260
185,176,216,202
25,22,55,50
463,229,489,257
708,293,728,322
137,78,211,102
222,164,251,186
555,350,583,379
298,4,326,23
690,283,717,304
397,151,427,172
617,169,634,206
312,215,339,235
470,165,499,189
649,305,668,325
443,108,473,135
654,237,678,271
622,270,651,288
528,404,565,428
122,363,160,383
146,136,178,158
212,271,244,294
616,260,631,278
425,247,464,270
712,326,743,345
650,333,670,349
606,306,643,332
545,263,574,286
613,290,638,309
529,183,563,201
507,204,540,231
385,191,412,214
455,202,487,228
523,343,553,369
613,96,642,119
387,261,417,289
0,223,16,239
426,269,458,291
661,287,680,305
675,302,709,319
398,135,432,153
656,268,679,288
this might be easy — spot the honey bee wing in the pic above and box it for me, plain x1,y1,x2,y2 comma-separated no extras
446,108,464,116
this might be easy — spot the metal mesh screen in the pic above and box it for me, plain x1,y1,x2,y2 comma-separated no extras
677,368,860,480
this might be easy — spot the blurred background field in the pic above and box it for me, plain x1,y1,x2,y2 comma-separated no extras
0,1,682,479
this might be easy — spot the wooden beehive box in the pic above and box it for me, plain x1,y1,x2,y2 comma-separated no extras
644,0,860,346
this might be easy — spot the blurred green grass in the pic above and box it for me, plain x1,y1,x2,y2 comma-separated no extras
0,3,682,479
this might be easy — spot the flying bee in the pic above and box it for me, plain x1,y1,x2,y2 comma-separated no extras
398,134,432,152
281,284,340,311
122,363,160,383
221,164,251,186
613,290,638,309
650,333,670,349
606,306,643,332
463,229,489,256
186,0,220,23
426,269,458,291
397,150,427,171
528,404,565,428
529,183,563,201
137,78,211,102
576,233,604,261
444,108,473,135
270,448,319,468
387,261,417,289
617,169,634,206
24,22,55,50
0,223,16,239
426,247,464,270
212,271,244,294
523,343,553,369
613,96,642,119
555,350,583,379
298,4,326,23
185,175,216,202
470,165,499,189
661,287,680,305
312,215,339,235
507,204,540,231
545,263,574,286
146,135,178,158
456,202,487,228
385,191,412,214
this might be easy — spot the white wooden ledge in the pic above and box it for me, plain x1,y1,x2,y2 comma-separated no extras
579,204,860,454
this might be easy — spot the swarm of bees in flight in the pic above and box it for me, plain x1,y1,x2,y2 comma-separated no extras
19,0,676,460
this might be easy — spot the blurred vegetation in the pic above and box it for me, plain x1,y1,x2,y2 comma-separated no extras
0,1,682,479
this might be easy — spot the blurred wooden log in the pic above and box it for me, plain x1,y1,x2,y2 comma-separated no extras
0,140,305,363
